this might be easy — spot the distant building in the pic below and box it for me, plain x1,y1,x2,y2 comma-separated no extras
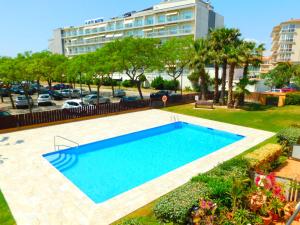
49,0,224,57
271,19,300,64
260,56,275,74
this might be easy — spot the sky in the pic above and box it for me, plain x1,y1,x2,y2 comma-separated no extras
0,0,299,57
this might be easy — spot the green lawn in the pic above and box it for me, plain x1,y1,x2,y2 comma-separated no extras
0,190,15,225
115,104,300,224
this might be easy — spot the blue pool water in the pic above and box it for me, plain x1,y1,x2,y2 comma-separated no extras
43,122,244,203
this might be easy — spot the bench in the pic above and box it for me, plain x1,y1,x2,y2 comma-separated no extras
195,100,214,109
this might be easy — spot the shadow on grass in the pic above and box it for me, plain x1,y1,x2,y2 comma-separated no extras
241,103,276,112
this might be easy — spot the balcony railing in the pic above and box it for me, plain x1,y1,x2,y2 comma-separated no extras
64,28,193,48
62,16,194,38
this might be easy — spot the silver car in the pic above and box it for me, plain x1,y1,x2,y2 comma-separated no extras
83,94,110,105
113,89,126,97
16,95,34,109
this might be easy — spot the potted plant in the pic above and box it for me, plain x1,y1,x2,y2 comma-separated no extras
249,191,266,212
259,205,272,225
269,197,284,221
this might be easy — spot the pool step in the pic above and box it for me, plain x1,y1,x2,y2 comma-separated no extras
49,153,78,172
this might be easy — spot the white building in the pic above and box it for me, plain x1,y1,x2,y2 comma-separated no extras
49,0,224,57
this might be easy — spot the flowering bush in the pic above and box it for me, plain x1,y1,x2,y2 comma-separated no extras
191,198,217,225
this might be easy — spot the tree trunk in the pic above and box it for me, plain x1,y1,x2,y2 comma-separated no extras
37,79,41,96
111,84,115,97
96,84,100,106
87,84,92,92
24,90,32,114
47,80,52,90
0,93,3,103
8,88,15,109
227,63,236,108
214,63,219,103
200,68,207,101
220,61,227,105
240,63,249,106
137,81,144,100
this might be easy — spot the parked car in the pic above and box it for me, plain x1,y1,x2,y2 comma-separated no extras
150,90,173,99
62,99,84,109
79,89,90,97
113,89,126,97
31,83,43,91
120,96,140,103
83,94,110,105
38,87,49,94
48,90,64,100
0,110,11,117
10,85,22,94
53,83,73,90
15,95,34,109
280,87,297,93
37,94,53,106
71,89,81,98
0,88,9,97
19,87,35,95
60,89,73,98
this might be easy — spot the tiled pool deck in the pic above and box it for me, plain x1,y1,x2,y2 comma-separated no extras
0,109,274,225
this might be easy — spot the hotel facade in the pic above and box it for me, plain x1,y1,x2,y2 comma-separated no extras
49,0,224,57
271,19,300,64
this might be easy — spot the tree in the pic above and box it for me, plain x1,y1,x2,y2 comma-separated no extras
234,77,257,107
262,62,300,89
189,39,210,100
159,37,193,92
209,28,241,105
0,57,17,108
238,41,264,105
97,41,122,97
227,42,243,108
116,37,160,99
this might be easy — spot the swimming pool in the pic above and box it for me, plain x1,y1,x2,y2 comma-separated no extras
43,121,244,203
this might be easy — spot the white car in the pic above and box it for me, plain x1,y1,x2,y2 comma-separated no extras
83,94,110,105
37,94,52,106
62,99,84,109
15,95,34,109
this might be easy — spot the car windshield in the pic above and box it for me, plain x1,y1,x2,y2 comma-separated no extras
40,95,49,98
0,112,10,116
17,96,26,100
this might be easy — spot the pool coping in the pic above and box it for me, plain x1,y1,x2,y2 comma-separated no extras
0,109,275,225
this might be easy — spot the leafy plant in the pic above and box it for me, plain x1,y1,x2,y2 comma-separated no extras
153,182,209,224
277,126,300,155
151,76,164,90
285,92,300,105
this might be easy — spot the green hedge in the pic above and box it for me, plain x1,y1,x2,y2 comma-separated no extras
285,92,300,105
153,182,209,224
122,80,136,88
153,158,249,224
244,143,282,171
277,126,300,154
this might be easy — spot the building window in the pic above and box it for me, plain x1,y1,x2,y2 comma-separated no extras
116,21,124,29
282,24,296,32
181,10,193,19
157,15,166,23
281,33,294,42
145,16,154,25
134,17,143,27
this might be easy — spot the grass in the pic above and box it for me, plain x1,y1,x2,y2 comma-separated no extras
0,190,15,225
114,104,300,224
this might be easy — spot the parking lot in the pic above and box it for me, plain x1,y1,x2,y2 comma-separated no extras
0,88,150,115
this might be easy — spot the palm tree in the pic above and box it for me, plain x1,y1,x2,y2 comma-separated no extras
209,28,241,105
237,41,265,105
189,39,210,100
227,41,243,108
234,77,257,107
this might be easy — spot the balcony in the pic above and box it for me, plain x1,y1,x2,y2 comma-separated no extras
62,15,194,39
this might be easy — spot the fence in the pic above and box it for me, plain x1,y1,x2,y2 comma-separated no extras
0,93,198,130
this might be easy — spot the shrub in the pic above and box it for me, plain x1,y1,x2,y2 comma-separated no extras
153,182,209,224
117,217,157,225
122,80,136,87
285,92,300,105
150,76,165,90
277,126,300,155
163,79,179,91
102,77,118,86
244,144,282,171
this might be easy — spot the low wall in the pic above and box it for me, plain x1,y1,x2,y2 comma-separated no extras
245,92,287,107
